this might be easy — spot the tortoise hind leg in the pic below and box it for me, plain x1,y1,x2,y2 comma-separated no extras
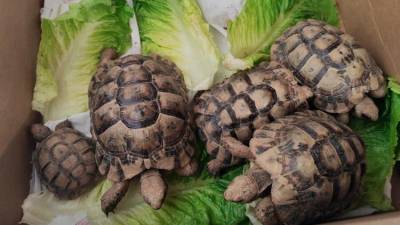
224,164,272,203
354,96,379,121
336,112,350,124
140,169,167,209
207,159,225,176
175,159,198,176
101,180,130,215
370,84,387,98
255,196,280,225
370,72,387,98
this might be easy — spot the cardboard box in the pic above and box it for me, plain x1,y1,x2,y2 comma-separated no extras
0,0,399,224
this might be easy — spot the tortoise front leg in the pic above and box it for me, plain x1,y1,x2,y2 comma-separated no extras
221,136,254,160
101,180,130,215
140,169,167,209
224,164,272,203
207,138,246,176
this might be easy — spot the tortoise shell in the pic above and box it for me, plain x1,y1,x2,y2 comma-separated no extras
250,110,365,224
89,54,196,182
193,62,313,174
33,126,97,199
271,19,386,114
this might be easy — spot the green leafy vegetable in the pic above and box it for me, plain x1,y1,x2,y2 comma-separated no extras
32,0,132,122
350,81,400,210
134,0,221,91
388,79,400,160
22,143,247,225
224,0,339,70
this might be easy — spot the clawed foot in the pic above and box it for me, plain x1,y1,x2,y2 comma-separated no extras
140,170,167,209
101,181,130,215
354,97,379,121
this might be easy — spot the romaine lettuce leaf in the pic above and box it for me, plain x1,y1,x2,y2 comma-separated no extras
134,0,221,91
22,143,248,225
350,81,400,210
32,0,132,122
224,0,339,70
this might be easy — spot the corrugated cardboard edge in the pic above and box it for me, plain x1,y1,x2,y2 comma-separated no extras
337,0,400,81
323,211,400,225
0,0,42,224
326,0,400,224
0,0,399,224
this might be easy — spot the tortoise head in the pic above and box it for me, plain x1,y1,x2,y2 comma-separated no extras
100,48,118,66
31,124,52,142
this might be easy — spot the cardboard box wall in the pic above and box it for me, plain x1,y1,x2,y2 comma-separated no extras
0,0,399,224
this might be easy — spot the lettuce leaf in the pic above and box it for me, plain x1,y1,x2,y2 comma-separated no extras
350,80,400,210
32,0,132,122
224,0,339,70
22,143,247,225
134,0,221,91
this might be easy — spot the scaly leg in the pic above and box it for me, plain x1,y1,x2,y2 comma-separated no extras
140,169,167,209
354,97,379,121
175,159,198,176
206,137,246,176
101,180,130,215
336,112,350,124
255,196,280,225
207,158,225,176
370,84,387,98
221,136,254,160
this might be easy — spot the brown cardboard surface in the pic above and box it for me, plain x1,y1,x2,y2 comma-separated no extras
323,168,400,224
336,1,400,222
0,0,41,224
0,0,399,225
391,165,400,209
337,0,400,81
323,211,400,225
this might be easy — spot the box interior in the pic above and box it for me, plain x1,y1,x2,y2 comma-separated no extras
337,0,400,83
0,0,399,224
0,0,42,224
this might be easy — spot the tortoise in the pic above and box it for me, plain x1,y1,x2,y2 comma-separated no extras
271,19,386,123
31,120,97,199
89,49,198,214
223,110,365,225
193,62,313,175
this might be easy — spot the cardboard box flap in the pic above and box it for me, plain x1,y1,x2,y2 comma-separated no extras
337,0,400,82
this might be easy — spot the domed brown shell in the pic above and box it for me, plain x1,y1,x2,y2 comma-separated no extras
34,127,97,199
193,62,313,174
271,19,386,114
89,54,196,182
250,110,365,224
